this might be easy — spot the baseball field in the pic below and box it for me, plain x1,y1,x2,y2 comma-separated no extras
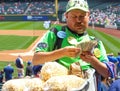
0,21,120,76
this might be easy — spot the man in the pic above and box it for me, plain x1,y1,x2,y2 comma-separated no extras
117,52,120,61
100,76,110,91
0,70,4,83
32,64,42,78
25,61,33,77
43,20,51,29
108,78,120,91
107,53,118,78
15,55,24,78
32,0,115,90
107,53,118,64
116,52,120,78
3,63,14,81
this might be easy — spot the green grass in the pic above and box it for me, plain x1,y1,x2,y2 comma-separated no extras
87,28,120,56
0,35,38,51
0,21,47,30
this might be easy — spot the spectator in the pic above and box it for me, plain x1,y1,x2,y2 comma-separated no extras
107,53,118,63
0,70,4,83
100,76,110,91
107,53,118,76
15,55,24,78
108,79,120,91
116,52,120,78
25,60,33,77
117,52,120,61
33,64,42,78
3,63,14,81
43,20,51,29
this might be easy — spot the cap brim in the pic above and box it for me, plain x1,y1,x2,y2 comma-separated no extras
66,7,89,13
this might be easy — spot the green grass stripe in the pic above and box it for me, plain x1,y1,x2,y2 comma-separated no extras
0,35,38,51
0,22,14,27
10,22,34,30
0,21,48,30
0,22,32,30
87,29,120,56
21,21,45,30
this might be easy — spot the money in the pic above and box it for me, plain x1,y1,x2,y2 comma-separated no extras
76,40,97,54
67,36,98,56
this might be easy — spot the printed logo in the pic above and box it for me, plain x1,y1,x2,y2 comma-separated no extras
57,31,66,38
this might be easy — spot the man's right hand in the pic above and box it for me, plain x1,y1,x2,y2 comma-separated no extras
61,46,80,57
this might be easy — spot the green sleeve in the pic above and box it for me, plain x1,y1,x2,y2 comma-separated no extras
35,30,56,52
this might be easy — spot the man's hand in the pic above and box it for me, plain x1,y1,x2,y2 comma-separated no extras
80,51,96,63
62,46,80,57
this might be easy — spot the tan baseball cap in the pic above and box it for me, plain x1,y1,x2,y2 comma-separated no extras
66,0,89,13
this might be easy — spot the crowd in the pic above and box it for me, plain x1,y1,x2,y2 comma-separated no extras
89,5,120,27
0,55,42,84
26,1,55,15
0,0,119,28
0,1,27,15
0,0,55,15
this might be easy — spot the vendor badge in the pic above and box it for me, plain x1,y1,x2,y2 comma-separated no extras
68,36,78,45
94,48,101,58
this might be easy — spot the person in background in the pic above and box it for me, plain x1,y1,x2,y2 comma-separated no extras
15,55,24,78
0,70,4,91
117,52,120,61
32,0,115,90
25,61,33,77
107,53,118,64
100,76,110,91
0,70,4,83
43,20,51,29
107,53,118,78
108,78,120,91
116,52,120,78
32,64,43,78
3,63,14,81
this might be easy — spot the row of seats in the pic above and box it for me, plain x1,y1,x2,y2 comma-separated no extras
0,0,55,15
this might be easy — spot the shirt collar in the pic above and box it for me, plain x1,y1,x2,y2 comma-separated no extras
66,26,87,36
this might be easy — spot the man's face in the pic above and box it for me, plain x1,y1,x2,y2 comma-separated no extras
65,9,89,34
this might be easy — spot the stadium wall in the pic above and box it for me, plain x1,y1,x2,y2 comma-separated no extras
0,15,56,21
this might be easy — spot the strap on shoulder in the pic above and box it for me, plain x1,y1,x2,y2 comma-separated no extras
50,26,66,50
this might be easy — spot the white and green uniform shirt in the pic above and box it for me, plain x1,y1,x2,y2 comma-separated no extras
35,25,108,70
